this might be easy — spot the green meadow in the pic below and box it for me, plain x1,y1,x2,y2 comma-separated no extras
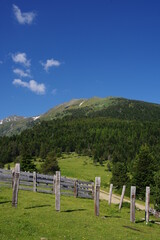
1,187,160,240
57,153,111,188
30,152,111,189
1,154,160,240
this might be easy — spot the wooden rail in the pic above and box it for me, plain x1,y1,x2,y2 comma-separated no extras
0,168,94,199
2,167,160,221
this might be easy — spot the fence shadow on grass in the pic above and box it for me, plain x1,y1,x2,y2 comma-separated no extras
135,219,145,224
0,201,12,205
24,204,51,210
103,215,121,219
123,225,141,232
62,209,86,213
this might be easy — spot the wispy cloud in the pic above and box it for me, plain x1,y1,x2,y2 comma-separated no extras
13,68,31,78
41,58,61,72
0,60,3,64
13,79,46,95
51,88,57,95
13,4,36,25
12,52,30,67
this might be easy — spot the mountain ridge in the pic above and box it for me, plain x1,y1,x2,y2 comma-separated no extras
1,96,160,136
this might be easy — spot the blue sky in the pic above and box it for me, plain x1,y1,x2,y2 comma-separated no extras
1,0,160,119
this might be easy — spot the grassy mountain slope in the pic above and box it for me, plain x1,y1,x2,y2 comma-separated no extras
41,97,116,120
0,117,35,136
1,96,160,136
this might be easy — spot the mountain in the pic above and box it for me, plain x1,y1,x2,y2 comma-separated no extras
1,96,160,136
41,97,160,121
0,115,37,136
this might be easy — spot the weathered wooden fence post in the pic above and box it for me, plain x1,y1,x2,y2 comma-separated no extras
92,182,94,199
119,185,126,210
130,186,136,223
74,180,78,198
53,174,55,194
94,177,101,216
145,186,150,223
33,171,37,192
55,171,61,211
12,163,20,207
108,184,113,205
12,169,15,189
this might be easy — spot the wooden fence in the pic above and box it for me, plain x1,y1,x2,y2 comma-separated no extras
0,168,94,199
1,167,160,221
109,184,160,223
0,168,12,188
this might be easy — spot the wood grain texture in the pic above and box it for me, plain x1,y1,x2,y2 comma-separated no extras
55,171,61,211
94,177,101,216
145,186,150,223
130,186,136,223
119,185,126,210
12,163,20,207
108,184,113,205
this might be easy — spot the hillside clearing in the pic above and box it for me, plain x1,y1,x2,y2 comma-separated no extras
57,153,111,188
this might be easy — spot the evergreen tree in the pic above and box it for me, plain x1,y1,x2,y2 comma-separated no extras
20,155,37,172
153,171,160,211
41,151,60,175
132,144,155,199
111,162,129,189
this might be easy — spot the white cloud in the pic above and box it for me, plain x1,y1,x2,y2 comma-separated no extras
13,4,36,25
0,60,3,64
13,79,46,95
41,58,61,72
12,52,30,67
13,68,31,77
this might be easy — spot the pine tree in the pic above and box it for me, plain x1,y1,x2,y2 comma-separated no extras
111,162,129,189
41,151,60,175
20,155,37,172
132,144,155,199
153,171,160,211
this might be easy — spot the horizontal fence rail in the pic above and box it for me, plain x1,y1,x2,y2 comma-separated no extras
0,168,12,188
0,168,94,199
149,208,160,218
1,167,160,221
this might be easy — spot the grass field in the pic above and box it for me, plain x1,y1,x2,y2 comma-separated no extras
57,153,111,189
0,187,160,240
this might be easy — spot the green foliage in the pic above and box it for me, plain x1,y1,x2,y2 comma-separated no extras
41,151,60,175
106,162,112,172
111,162,129,189
153,171,160,211
1,114,160,170
20,156,37,172
132,144,156,199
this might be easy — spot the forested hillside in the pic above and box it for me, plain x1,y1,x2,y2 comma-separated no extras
1,117,160,167
1,98,160,208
